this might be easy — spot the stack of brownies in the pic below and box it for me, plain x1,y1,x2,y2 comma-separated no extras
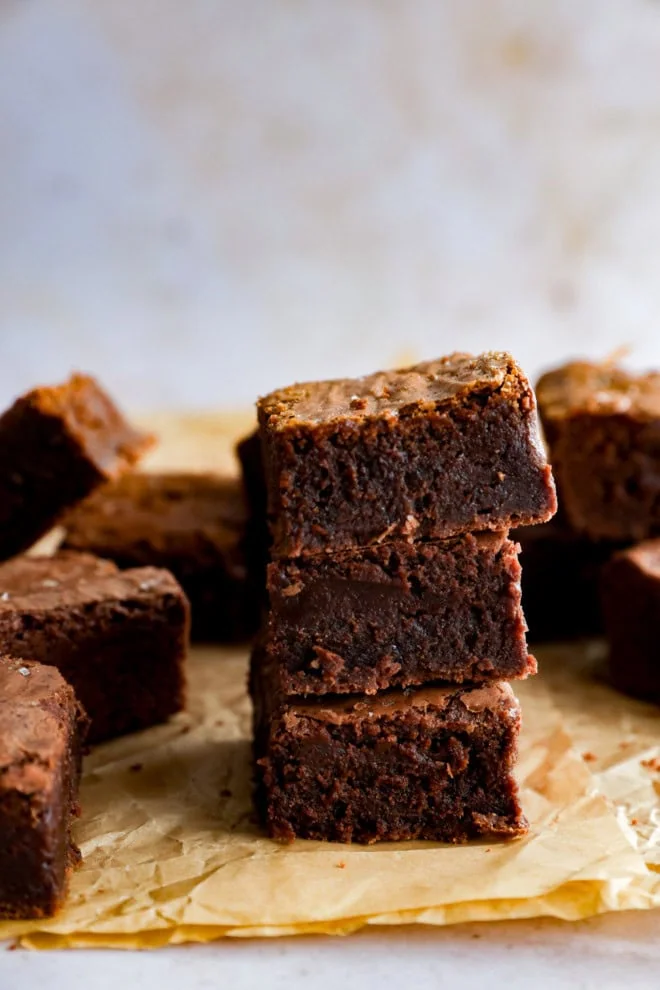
249,351,557,844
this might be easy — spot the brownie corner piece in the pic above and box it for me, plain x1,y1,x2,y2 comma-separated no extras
537,360,660,541
0,655,87,919
251,650,527,845
0,551,189,743
258,351,556,556
0,372,154,560
601,539,660,700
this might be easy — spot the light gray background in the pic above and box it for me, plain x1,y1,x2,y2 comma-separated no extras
1,2,660,987
2,0,660,410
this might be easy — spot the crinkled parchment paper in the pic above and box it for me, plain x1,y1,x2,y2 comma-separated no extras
0,412,657,948
538,642,660,879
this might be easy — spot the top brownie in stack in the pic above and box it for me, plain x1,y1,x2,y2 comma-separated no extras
258,351,556,558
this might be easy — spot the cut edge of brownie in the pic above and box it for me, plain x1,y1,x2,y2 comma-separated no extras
0,552,190,744
601,539,660,701
0,656,88,920
258,351,556,557
250,648,527,845
0,373,155,561
263,532,536,694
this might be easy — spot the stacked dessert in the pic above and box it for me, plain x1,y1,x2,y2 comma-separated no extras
250,351,557,844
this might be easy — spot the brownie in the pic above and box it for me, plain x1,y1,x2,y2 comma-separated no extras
62,471,258,641
237,430,266,522
0,656,88,919
258,351,556,558
537,360,660,541
515,519,621,641
251,649,526,844
237,430,270,608
601,539,660,701
0,373,153,561
264,531,535,695
0,551,189,743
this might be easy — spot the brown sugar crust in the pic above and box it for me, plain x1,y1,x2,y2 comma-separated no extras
0,373,154,560
62,472,256,641
0,656,88,919
251,650,527,845
537,361,660,541
0,551,188,744
265,531,535,694
258,351,556,557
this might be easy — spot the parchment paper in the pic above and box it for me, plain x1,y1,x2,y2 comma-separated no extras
0,412,657,948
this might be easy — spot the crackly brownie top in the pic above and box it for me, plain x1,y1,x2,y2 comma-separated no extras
0,550,183,613
616,538,660,577
537,361,660,420
63,472,247,551
289,681,518,725
14,372,155,474
259,352,530,428
0,657,76,786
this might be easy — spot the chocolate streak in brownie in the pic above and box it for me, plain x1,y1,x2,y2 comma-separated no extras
258,352,556,558
0,551,188,744
251,650,527,845
265,531,534,694
0,657,88,919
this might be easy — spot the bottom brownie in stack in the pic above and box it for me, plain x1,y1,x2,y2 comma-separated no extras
251,648,526,844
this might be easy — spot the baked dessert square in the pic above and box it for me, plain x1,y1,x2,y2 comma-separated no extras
237,429,270,611
0,656,88,919
62,471,258,641
515,519,620,641
258,351,556,557
601,539,660,700
251,649,527,844
0,551,189,743
537,360,660,541
264,531,534,694
0,373,153,561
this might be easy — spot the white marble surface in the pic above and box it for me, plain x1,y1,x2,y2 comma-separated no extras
2,914,660,990
2,2,660,985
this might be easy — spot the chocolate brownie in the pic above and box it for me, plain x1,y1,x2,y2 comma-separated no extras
537,360,660,541
62,472,258,641
264,531,534,694
0,373,154,561
0,551,189,743
237,430,266,522
251,649,526,844
601,539,660,700
515,519,621,641
237,430,270,607
0,656,88,919
258,351,556,557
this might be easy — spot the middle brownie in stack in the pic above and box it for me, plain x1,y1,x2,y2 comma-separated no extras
251,351,557,844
